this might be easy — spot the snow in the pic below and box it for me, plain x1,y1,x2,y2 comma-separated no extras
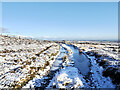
72,43,116,88
73,41,119,61
0,35,60,88
47,43,117,88
48,67,84,88
47,46,86,89
89,56,115,88
61,44,73,55
0,35,118,88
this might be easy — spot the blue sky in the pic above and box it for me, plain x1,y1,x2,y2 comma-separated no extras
2,2,118,40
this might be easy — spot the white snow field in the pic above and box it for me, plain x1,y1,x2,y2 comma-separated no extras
0,35,119,89
0,35,60,88
48,67,84,88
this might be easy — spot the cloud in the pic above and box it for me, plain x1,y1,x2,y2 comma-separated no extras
0,27,9,33
37,35,58,40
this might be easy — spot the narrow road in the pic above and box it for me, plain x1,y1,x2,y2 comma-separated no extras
50,46,67,71
35,44,90,88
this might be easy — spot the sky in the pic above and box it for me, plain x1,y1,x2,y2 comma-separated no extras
2,2,118,40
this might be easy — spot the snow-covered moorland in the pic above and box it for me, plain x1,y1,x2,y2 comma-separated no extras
70,41,120,88
0,35,119,89
61,44,73,55
47,55,85,88
0,35,60,88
